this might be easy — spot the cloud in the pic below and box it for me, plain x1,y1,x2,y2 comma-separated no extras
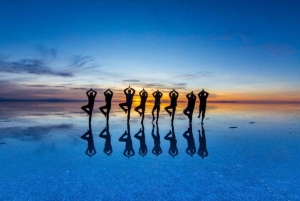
262,43,297,56
70,55,94,68
36,45,57,61
0,59,72,77
123,79,141,83
174,71,211,79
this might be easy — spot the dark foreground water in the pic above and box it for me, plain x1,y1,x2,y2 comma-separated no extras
0,101,299,200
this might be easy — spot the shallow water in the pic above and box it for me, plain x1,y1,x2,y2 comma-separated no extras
0,101,299,200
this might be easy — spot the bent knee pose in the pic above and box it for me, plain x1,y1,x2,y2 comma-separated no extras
119,123,135,158
99,89,113,122
198,124,208,159
198,89,209,124
119,85,135,122
183,124,196,157
152,123,162,157
134,123,147,157
81,123,96,157
151,90,163,124
81,88,97,122
134,88,148,124
99,123,113,156
164,124,178,158
183,91,196,123
164,89,178,124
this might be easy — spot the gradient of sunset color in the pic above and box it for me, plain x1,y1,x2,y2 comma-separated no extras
0,1,299,103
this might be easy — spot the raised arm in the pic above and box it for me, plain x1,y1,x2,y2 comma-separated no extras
174,90,179,97
131,87,136,95
159,92,163,97
169,90,173,98
124,87,129,94
86,88,92,96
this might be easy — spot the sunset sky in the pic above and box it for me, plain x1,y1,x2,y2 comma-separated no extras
0,0,299,102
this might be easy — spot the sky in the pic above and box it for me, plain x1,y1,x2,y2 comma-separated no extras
0,0,299,102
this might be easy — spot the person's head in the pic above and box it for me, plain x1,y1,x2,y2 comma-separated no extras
89,92,94,96
128,89,132,94
142,91,146,96
172,93,176,97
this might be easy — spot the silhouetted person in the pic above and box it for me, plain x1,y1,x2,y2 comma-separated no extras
119,123,135,158
99,122,113,156
134,122,147,157
99,89,113,122
134,88,148,124
183,124,196,157
183,91,196,124
81,123,96,157
152,90,163,124
151,123,162,157
198,124,208,159
119,86,135,122
164,123,178,157
81,88,97,122
164,89,179,124
198,89,209,124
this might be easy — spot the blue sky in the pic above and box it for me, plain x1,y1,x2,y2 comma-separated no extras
0,0,299,101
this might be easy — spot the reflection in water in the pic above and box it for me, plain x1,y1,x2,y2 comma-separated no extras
183,124,196,157
152,123,162,157
164,123,178,157
198,124,208,159
99,122,113,156
81,123,96,157
134,123,147,157
119,123,135,158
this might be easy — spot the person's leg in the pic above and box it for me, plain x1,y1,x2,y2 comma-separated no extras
99,105,107,117
189,109,194,123
156,105,160,124
127,105,131,121
171,107,176,123
119,103,128,113
135,105,142,116
183,107,189,117
152,105,157,122
106,107,111,122
198,106,201,118
164,105,172,116
81,105,90,115
201,107,206,124
141,106,145,123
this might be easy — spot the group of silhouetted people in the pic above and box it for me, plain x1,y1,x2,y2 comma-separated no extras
81,86,209,124
81,122,208,159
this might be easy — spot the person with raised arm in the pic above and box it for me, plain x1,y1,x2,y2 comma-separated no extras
134,88,148,124
152,123,162,157
151,90,163,124
99,89,113,122
99,122,113,156
183,124,196,157
198,124,208,159
164,89,179,124
183,91,196,124
81,123,96,157
81,88,97,122
164,123,178,158
198,89,209,124
119,123,135,158
134,123,147,157
119,85,136,122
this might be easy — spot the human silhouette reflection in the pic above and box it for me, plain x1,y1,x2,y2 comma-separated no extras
119,85,136,122
134,88,148,124
152,90,163,124
99,89,113,122
198,89,209,124
81,123,96,157
99,122,113,156
164,89,179,124
164,123,178,157
198,124,208,159
119,123,135,158
151,123,162,157
81,88,97,122
183,124,196,157
134,122,147,157
183,91,196,124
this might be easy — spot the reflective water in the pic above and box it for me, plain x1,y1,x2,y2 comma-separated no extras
0,101,299,200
